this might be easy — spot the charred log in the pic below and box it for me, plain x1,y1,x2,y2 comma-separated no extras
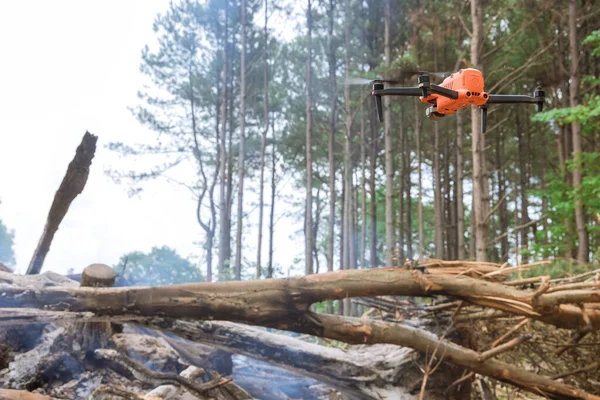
26,131,97,275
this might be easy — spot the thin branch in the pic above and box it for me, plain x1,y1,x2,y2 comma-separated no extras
490,217,544,245
484,191,509,224
477,334,532,362
457,13,472,38
552,362,600,379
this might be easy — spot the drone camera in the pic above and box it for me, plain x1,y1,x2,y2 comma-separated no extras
426,106,444,120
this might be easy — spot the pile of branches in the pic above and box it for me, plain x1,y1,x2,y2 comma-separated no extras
2,259,600,399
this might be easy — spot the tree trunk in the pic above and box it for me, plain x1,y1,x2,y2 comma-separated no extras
456,110,465,260
361,87,367,268
305,0,314,276
343,4,355,315
470,0,490,262
370,101,378,268
256,0,269,280
433,121,443,259
384,0,394,267
496,130,509,261
234,0,247,281
540,127,548,245
313,189,322,274
398,105,405,263
268,122,276,279
569,0,589,264
217,2,230,277
327,0,337,285
558,79,574,259
416,99,424,257
404,106,413,260
516,110,530,264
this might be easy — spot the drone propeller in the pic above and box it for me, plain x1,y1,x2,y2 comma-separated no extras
346,70,450,86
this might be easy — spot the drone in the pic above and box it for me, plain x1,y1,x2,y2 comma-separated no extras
370,68,545,133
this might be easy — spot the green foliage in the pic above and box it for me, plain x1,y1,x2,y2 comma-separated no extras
115,245,203,286
529,29,600,261
532,95,600,134
583,29,600,56
0,218,16,267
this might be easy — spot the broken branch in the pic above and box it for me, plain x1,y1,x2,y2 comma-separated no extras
26,131,97,275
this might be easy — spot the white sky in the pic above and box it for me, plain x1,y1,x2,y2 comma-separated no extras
0,0,304,276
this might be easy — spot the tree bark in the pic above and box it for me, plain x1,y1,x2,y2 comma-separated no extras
234,0,247,281
569,0,589,264
384,0,394,267
470,0,490,262
305,0,314,276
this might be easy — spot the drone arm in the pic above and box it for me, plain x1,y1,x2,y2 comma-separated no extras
371,87,422,96
486,94,538,103
487,88,545,111
372,86,422,122
428,84,459,99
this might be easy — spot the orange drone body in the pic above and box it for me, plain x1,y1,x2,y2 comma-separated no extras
419,68,489,115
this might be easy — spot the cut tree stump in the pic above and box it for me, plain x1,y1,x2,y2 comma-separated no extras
77,263,116,354
80,263,116,288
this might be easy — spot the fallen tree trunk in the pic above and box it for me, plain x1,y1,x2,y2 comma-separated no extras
2,266,598,331
127,321,467,399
